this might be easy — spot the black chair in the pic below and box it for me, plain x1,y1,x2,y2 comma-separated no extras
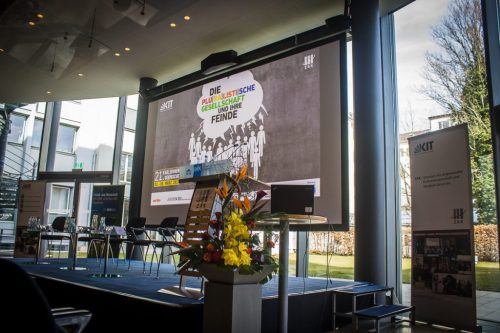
149,217,180,278
39,216,71,261
0,258,92,333
111,217,153,273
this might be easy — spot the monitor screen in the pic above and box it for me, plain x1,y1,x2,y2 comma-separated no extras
271,184,314,215
141,36,347,229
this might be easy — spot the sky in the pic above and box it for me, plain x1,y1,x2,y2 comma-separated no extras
394,0,451,133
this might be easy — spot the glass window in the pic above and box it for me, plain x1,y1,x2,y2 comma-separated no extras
438,120,450,129
31,118,44,147
394,0,499,321
56,125,76,153
126,94,138,110
125,108,137,130
119,153,133,183
7,113,26,144
50,186,71,213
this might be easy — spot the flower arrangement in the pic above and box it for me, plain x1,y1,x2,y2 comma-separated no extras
176,164,281,283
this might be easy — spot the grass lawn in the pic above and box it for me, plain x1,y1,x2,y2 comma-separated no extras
288,254,500,292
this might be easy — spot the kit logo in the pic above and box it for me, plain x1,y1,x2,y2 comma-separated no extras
414,140,434,154
303,54,315,69
160,99,174,112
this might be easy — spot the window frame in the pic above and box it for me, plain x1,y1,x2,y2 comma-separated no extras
49,185,72,216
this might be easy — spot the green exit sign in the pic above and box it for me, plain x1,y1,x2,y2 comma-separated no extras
73,162,84,169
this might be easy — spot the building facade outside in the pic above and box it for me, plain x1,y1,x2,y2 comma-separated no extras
3,96,136,239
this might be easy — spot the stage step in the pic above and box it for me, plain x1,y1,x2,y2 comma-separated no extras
354,304,415,333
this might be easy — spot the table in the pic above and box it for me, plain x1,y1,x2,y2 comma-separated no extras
60,230,87,271
331,284,393,331
88,232,122,278
257,215,328,333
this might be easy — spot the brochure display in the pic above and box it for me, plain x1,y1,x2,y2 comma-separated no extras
408,124,476,331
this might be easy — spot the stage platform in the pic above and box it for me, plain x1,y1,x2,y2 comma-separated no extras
12,258,360,332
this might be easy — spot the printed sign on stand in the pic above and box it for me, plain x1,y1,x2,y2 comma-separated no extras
408,124,476,332
91,185,125,227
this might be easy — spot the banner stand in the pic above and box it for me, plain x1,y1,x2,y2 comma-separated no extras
409,124,479,332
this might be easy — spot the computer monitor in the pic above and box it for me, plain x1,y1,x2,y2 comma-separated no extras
270,184,314,215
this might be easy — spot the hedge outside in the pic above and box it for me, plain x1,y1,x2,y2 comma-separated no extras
308,225,498,262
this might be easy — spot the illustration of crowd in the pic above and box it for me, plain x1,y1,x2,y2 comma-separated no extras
187,122,267,179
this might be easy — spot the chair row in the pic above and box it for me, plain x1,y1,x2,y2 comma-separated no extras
77,216,181,277
35,216,182,278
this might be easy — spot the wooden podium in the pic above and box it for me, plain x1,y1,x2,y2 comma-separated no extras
158,177,219,299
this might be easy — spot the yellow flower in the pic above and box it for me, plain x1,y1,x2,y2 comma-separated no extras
233,224,249,239
239,250,251,266
224,237,238,248
227,211,243,226
238,242,248,253
222,248,240,266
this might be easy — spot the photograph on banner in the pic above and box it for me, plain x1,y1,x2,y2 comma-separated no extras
413,231,473,298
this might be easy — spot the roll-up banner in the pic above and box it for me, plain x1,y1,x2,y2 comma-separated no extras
408,124,476,331
90,185,125,227
14,180,47,258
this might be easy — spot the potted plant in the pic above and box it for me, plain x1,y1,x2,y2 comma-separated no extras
175,164,282,284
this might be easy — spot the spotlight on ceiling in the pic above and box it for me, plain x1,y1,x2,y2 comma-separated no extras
201,50,239,75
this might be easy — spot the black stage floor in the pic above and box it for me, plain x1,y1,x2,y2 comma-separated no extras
12,258,360,332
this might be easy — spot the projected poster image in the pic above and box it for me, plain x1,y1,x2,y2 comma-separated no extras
190,70,269,179
151,48,321,206
148,40,345,228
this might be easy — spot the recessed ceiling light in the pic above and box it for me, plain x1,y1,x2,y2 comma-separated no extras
46,91,51,94
114,52,121,57
28,21,36,26
36,13,44,19
170,22,176,28
78,73,84,77
124,47,131,52
184,15,190,21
